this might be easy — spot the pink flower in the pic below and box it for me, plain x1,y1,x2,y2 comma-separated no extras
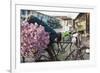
21,21,50,58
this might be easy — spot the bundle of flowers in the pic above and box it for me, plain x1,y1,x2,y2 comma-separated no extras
21,21,50,59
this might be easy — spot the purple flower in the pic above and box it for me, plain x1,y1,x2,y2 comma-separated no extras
21,22,50,58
